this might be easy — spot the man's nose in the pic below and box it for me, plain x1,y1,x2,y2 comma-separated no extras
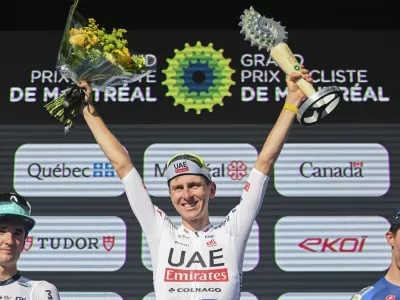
183,186,192,199
2,232,14,245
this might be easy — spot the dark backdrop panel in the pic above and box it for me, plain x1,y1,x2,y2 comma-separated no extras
0,124,399,299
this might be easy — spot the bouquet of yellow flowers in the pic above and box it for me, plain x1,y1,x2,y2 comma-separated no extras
44,0,156,133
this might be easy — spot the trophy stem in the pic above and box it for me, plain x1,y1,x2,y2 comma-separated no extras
270,43,316,98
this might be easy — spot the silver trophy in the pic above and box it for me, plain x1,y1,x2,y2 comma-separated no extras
239,7,342,125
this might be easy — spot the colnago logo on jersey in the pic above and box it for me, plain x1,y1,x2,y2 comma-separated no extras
143,143,258,197
274,143,390,197
13,144,125,197
143,291,258,299
18,216,126,271
275,216,391,272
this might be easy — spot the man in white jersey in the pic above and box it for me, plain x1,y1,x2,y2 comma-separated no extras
79,67,312,299
0,192,59,299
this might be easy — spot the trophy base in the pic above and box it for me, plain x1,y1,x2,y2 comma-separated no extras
297,86,342,125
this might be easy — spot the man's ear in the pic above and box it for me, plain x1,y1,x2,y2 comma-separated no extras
209,182,217,199
386,231,395,247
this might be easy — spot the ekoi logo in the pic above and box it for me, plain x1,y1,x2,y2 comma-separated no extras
13,144,124,197
275,216,391,272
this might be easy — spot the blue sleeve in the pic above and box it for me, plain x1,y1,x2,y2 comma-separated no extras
350,286,375,300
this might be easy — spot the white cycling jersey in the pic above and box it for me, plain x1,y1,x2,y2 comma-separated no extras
0,273,60,300
122,167,269,300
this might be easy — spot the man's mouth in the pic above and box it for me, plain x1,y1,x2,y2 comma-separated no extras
0,249,13,253
182,201,199,209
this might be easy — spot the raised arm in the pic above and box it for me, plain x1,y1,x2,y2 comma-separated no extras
78,81,133,179
78,82,173,240
220,68,313,239
254,68,312,176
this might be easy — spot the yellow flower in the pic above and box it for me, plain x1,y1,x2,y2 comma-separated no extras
69,34,85,47
69,28,85,47
85,33,98,46
122,47,130,57
111,49,132,69
69,28,84,36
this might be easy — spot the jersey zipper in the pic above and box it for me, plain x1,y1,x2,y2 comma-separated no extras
193,231,200,300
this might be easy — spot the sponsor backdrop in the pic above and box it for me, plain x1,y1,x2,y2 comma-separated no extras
0,29,399,299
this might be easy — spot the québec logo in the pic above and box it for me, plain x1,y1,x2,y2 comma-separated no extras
93,163,115,177
14,144,125,197
27,162,116,181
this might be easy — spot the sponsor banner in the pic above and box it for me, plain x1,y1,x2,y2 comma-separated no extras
274,143,390,197
275,216,391,272
60,292,123,300
19,216,126,271
143,143,258,197
142,216,260,272
13,144,124,197
143,291,258,299
278,293,354,300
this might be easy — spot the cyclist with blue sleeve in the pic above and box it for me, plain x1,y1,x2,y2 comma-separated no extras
350,210,400,300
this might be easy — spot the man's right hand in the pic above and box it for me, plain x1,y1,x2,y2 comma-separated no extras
78,81,94,114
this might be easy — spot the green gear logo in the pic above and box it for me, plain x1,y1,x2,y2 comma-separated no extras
162,41,235,114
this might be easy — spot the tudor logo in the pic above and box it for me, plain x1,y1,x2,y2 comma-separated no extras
103,236,115,252
18,216,126,272
24,236,115,252
24,236,33,251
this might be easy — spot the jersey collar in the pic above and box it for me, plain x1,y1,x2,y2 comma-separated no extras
0,272,21,286
178,223,214,238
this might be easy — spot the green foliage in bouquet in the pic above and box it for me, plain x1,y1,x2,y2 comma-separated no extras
67,18,146,73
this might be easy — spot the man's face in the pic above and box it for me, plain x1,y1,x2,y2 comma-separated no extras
169,175,216,222
0,217,26,267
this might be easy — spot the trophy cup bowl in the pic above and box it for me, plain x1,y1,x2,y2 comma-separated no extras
239,7,342,125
